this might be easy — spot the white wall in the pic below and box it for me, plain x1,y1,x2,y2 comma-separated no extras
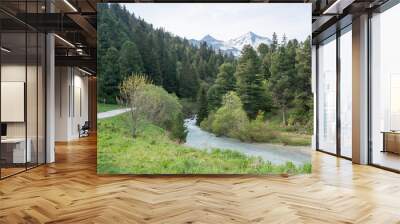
55,66,70,141
55,67,89,141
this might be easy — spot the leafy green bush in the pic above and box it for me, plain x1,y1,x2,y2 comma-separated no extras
244,112,278,142
170,113,188,143
138,84,187,141
120,75,187,141
211,92,249,139
200,112,214,132
287,111,313,134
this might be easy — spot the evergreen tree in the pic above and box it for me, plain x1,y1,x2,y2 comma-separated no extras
269,42,296,125
163,50,178,93
271,32,278,52
100,47,120,103
235,45,266,118
261,52,272,80
257,43,270,59
177,58,199,99
207,62,236,111
119,40,144,78
215,63,236,91
197,85,208,125
293,36,313,127
281,34,288,46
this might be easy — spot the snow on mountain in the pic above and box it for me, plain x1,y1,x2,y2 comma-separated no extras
228,32,272,52
190,32,272,57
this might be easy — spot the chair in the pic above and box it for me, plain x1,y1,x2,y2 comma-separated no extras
79,121,90,138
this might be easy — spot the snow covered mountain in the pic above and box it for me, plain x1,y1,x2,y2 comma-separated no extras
189,32,272,57
228,32,272,53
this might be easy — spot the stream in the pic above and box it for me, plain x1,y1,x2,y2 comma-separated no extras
184,118,311,165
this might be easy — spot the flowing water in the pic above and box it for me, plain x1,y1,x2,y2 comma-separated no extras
184,118,311,165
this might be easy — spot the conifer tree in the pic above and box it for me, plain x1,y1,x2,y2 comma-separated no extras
101,47,120,103
119,41,144,79
293,36,313,127
257,43,270,59
271,32,278,52
162,50,178,93
269,43,295,125
207,62,236,111
177,57,199,99
197,85,209,125
235,45,266,118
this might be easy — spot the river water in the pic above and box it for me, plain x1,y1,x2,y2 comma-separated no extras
184,118,311,165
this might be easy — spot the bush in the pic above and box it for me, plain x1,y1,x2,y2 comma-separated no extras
120,75,187,141
200,96,279,143
286,107,313,134
139,84,187,141
210,92,249,139
200,112,214,132
245,112,278,142
170,113,188,142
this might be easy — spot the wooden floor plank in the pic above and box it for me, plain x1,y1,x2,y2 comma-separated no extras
0,135,400,223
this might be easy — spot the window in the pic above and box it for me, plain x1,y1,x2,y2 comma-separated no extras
317,35,337,154
0,2,46,179
370,3,400,171
340,27,352,158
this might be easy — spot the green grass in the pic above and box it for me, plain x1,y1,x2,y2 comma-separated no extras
97,114,311,175
268,130,311,147
265,115,312,146
98,103,123,113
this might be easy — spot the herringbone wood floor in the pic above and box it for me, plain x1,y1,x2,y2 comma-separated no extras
1,135,400,224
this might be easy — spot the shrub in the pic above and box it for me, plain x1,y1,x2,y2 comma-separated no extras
139,84,187,141
287,107,313,134
170,113,188,142
200,112,214,132
120,74,187,141
211,92,249,139
245,112,278,142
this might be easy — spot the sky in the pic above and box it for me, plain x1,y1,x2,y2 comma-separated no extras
122,3,311,42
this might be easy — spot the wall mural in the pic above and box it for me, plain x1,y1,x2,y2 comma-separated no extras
97,3,313,174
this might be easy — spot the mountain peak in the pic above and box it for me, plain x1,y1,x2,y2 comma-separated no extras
201,34,218,42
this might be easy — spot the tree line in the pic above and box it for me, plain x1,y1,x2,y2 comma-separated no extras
98,3,313,133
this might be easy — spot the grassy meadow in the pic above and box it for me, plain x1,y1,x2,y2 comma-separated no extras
97,113,311,174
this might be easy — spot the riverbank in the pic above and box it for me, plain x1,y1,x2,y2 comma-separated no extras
97,114,311,174
185,118,310,166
